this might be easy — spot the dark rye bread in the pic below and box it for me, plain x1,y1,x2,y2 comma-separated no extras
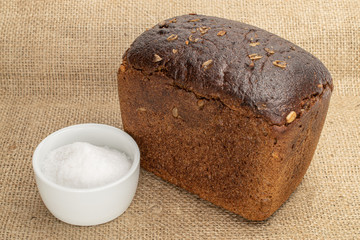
118,14,333,220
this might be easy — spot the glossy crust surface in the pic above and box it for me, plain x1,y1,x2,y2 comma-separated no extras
125,14,333,125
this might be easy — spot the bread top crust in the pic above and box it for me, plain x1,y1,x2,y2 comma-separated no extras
125,14,333,125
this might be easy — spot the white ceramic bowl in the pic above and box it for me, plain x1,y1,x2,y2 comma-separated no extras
32,123,140,226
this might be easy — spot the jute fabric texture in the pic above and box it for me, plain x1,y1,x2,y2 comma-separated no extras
0,0,359,239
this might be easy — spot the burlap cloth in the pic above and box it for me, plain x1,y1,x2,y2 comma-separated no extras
1,0,359,239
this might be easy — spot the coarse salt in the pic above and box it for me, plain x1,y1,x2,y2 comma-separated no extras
40,142,132,189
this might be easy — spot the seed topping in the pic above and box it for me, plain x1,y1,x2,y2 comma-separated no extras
217,30,227,36
249,42,260,47
273,60,287,69
202,59,213,70
172,107,179,118
167,34,178,41
153,54,162,62
264,48,275,55
248,54,263,61
286,111,297,123
198,26,210,35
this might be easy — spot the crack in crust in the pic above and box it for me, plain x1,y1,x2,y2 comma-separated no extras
130,66,331,127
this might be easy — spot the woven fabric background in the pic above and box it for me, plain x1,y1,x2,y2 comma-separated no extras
0,0,359,239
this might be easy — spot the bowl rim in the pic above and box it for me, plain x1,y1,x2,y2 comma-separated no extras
32,123,140,193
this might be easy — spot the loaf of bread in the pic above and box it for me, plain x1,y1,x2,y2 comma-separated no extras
118,14,333,220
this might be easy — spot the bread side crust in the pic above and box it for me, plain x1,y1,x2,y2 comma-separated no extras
118,67,331,220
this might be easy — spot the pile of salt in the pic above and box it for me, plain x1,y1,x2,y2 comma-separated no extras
41,142,132,188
